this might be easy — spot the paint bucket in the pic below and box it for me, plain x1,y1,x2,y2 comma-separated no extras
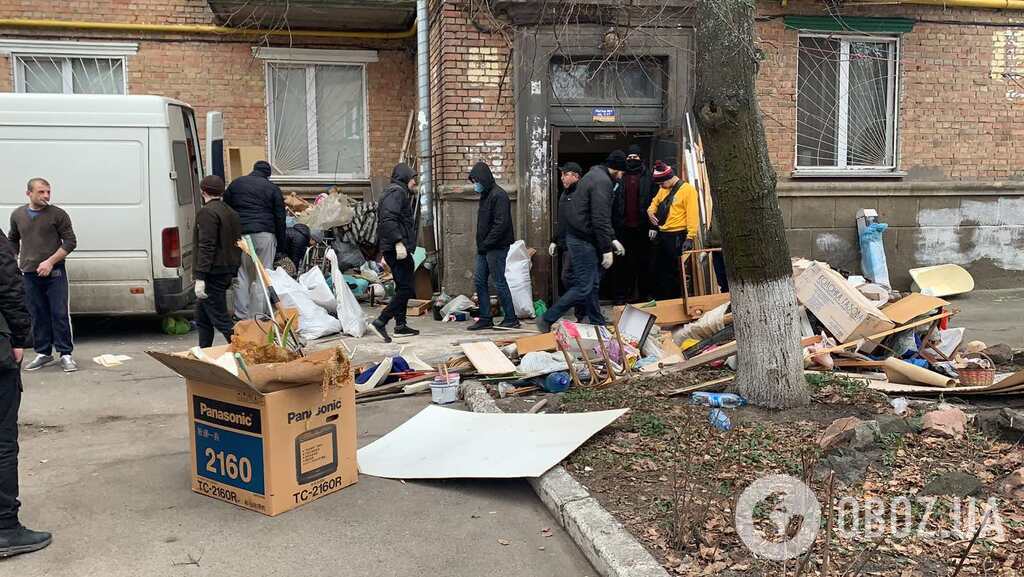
431,373,461,405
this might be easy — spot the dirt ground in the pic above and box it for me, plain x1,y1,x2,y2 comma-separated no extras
536,370,1024,577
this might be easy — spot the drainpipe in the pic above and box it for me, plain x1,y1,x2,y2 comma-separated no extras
415,0,436,258
0,17,417,39
846,0,1024,8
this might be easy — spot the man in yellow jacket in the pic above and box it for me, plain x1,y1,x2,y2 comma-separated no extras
647,161,700,299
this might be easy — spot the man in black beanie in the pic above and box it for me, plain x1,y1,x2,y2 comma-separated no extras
193,175,242,348
611,144,658,303
537,150,625,331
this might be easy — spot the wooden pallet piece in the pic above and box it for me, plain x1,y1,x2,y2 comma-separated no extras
461,341,517,375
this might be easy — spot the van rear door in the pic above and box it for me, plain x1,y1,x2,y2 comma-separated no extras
166,104,202,289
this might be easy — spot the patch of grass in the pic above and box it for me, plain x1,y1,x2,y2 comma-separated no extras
879,432,905,468
561,387,598,405
630,412,668,437
806,372,868,397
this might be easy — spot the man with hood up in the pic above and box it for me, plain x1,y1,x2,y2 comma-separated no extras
467,161,518,330
611,144,658,303
224,160,286,319
370,163,419,343
536,150,626,332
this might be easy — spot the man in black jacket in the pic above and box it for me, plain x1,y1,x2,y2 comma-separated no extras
467,161,519,330
193,176,242,348
611,144,658,303
224,161,286,319
0,228,52,558
537,151,626,332
370,163,419,343
549,162,586,322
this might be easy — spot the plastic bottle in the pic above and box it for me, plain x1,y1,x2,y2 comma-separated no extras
690,392,747,408
708,408,732,431
542,372,571,393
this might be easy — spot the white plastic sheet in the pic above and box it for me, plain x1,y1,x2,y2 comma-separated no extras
268,267,341,340
325,249,366,337
505,240,535,319
357,405,628,479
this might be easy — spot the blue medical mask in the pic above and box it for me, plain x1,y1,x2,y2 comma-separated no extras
473,182,484,194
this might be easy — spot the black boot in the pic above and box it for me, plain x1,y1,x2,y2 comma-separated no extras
498,318,521,329
394,324,420,336
370,319,392,343
0,525,52,558
467,320,494,331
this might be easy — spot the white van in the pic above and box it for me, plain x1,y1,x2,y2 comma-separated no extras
0,94,212,315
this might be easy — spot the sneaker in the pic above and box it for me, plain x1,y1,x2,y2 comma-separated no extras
467,320,493,331
394,325,420,336
23,354,53,372
370,319,392,343
535,317,552,333
60,355,78,373
498,319,522,329
0,525,52,558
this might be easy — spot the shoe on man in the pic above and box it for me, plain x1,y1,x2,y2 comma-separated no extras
23,354,53,372
535,318,552,333
498,319,521,329
370,319,392,343
60,355,78,373
0,525,52,558
467,320,493,331
394,325,420,336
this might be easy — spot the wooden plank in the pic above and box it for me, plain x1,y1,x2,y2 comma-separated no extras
666,335,822,373
666,376,734,397
515,332,557,354
881,294,949,325
811,311,955,358
461,341,517,375
832,359,888,369
613,293,731,327
406,299,431,317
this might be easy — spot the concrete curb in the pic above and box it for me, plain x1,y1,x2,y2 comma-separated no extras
460,381,671,577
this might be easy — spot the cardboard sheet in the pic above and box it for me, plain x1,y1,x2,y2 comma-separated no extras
461,341,517,375
881,294,949,325
869,369,1024,396
357,406,628,479
883,357,956,388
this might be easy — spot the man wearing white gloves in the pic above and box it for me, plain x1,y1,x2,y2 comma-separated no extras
537,151,625,332
193,176,242,348
371,163,419,343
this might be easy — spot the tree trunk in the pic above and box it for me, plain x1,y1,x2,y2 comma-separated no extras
693,0,809,408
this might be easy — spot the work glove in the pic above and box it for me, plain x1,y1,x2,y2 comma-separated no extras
611,240,625,256
195,280,207,300
648,229,657,241
396,242,408,260
601,252,614,270
548,242,557,257
681,238,694,254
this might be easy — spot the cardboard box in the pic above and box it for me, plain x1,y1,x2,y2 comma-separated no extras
150,347,357,516
795,262,894,343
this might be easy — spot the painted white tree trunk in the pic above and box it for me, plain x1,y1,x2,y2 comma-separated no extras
731,277,809,409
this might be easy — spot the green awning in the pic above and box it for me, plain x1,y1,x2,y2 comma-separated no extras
784,15,915,34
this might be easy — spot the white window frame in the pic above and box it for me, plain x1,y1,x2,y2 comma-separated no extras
0,39,135,95
256,47,376,182
794,33,901,176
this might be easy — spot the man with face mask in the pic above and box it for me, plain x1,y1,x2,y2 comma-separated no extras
648,161,700,300
370,163,419,343
537,151,626,332
467,161,518,330
611,144,658,303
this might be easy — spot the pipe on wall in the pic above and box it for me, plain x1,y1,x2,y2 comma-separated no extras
0,17,417,39
847,0,1024,9
415,0,436,253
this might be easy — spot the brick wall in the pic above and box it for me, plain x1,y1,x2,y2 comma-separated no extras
0,0,416,180
757,1,1024,182
429,0,515,191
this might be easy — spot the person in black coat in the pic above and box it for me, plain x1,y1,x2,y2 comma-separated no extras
0,228,52,558
611,144,659,303
223,161,286,319
549,162,587,322
537,151,626,332
193,175,242,348
467,161,519,330
370,163,419,343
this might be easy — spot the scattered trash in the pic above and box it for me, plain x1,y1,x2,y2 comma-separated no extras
505,240,536,319
690,392,747,408
890,397,910,416
708,408,731,431
856,209,891,289
430,373,460,405
908,264,975,297
92,354,132,368
541,372,571,393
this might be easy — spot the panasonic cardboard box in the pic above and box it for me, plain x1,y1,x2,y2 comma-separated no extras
150,346,357,516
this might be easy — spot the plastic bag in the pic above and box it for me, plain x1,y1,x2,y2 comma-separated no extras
859,222,891,289
325,249,367,337
331,238,366,271
505,240,535,319
296,192,354,230
298,266,337,312
440,295,473,318
268,267,341,340
518,351,568,375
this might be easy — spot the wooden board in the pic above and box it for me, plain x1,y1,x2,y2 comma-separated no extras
613,293,731,327
666,376,734,397
832,359,887,369
515,332,557,354
881,294,949,325
406,299,431,317
812,311,955,358
461,341,517,375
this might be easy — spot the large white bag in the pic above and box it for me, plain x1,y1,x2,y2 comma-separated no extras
268,267,341,340
325,249,367,337
505,240,535,319
298,266,337,311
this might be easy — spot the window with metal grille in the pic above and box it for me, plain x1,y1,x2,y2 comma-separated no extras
796,35,899,172
550,56,664,104
15,55,126,94
266,62,368,179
